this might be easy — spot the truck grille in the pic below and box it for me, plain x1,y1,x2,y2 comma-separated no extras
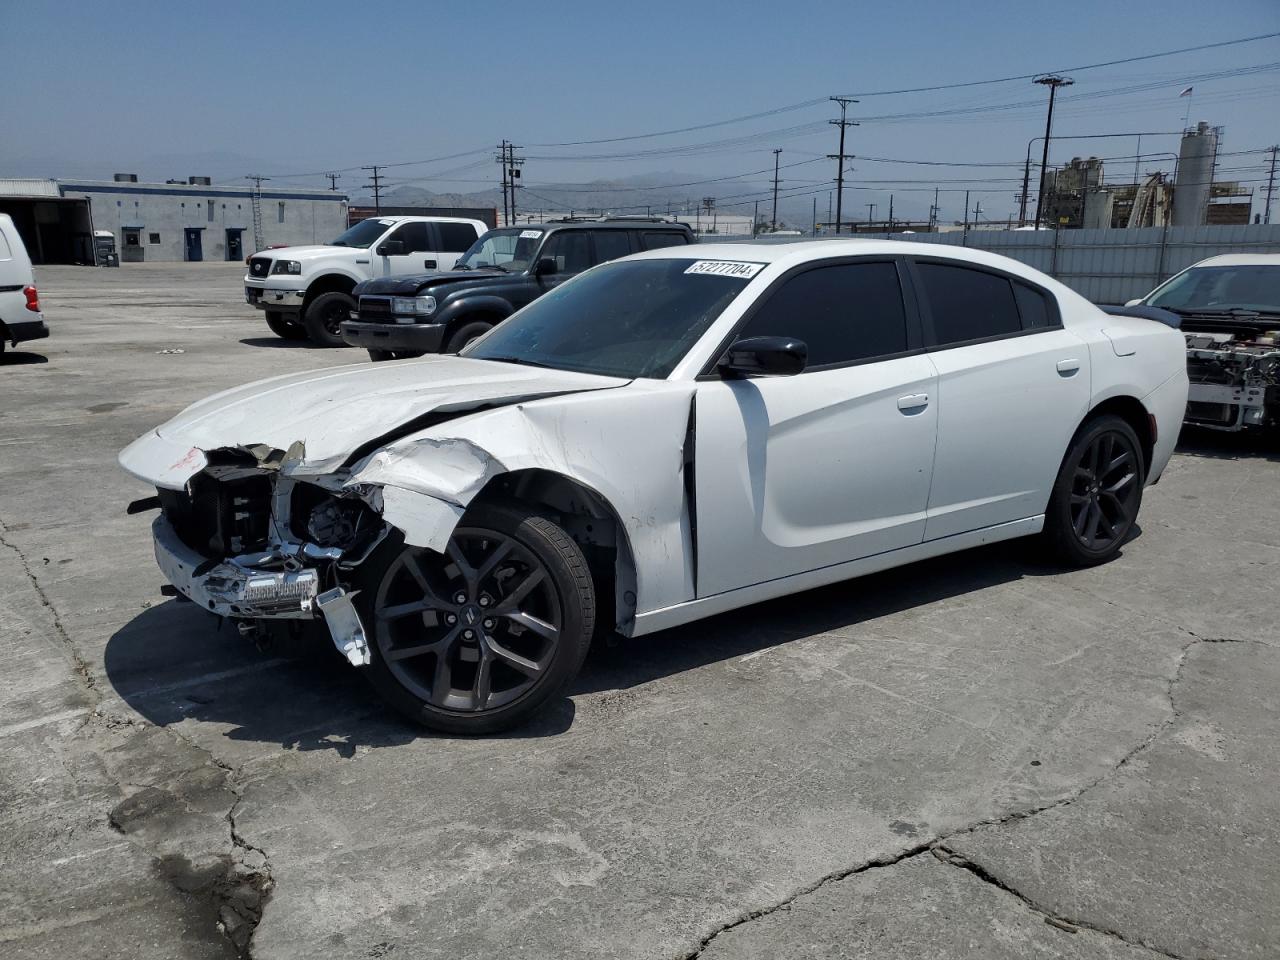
248,256,272,278
357,296,394,323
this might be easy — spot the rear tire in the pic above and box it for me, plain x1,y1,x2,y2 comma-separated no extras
444,320,493,354
1042,414,1145,567
356,504,596,734
302,292,355,347
265,311,307,341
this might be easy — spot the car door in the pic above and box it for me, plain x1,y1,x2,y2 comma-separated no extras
907,258,1091,541
534,230,593,292
376,221,436,276
693,258,939,598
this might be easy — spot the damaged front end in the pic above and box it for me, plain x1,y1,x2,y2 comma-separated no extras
1183,325,1280,431
144,448,390,666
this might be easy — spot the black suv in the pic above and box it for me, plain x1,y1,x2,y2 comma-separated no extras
341,218,695,360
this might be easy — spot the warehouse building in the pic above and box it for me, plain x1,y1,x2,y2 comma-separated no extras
0,175,349,264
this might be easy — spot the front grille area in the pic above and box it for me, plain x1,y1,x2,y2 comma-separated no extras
248,256,272,278
357,296,394,323
1185,401,1236,425
159,471,273,557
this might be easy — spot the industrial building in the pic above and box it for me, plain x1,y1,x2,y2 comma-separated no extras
0,175,349,264
1038,122,1255,230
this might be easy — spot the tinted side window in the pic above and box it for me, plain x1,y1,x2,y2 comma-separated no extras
640,231,688,250
591,230,633,264
540,231,592,274
438,222,479,252
1013,281,1053,329
389,222,433,253
916,263,1021,346
736,262,908,368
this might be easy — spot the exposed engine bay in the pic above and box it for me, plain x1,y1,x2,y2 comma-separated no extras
152,451,386,666
1182,323,1280,431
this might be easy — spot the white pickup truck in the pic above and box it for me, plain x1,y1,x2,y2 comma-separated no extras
244,215,488,346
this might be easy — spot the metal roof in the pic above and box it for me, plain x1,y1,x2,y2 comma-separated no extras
0,178,61,197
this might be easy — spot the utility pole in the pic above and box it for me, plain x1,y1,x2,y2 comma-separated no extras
702,197,715,234
1264,145,1279,225
246,175,269,252
888,194,894,232
361,165,384,214
828,96,859,234
753,200,760,235
866,202,875,227
930,187,940,229
507,142,524,222
771,148,783,231
812,196,817,236
1032,75,1073,230
496,142,509,224
963,189,971,236
325,172,340,191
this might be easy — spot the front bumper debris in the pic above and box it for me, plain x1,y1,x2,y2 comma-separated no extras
153,515,370,665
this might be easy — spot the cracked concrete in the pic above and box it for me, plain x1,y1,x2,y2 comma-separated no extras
2,263,1278,958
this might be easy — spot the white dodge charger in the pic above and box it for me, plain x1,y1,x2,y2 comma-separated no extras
120,241,1189,733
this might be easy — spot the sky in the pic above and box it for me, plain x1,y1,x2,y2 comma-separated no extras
3,0,1279,224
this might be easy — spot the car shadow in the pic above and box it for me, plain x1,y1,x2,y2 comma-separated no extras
1176,425,1280,463
238,337,338,350
105,536,1102,750
0,350,49,365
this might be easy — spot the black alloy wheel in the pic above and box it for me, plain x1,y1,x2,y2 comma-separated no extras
302,291,355,347
1043,414,1145,566
360,505,595,733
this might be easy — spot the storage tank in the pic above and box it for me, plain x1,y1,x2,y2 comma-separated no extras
1173,122,1217,227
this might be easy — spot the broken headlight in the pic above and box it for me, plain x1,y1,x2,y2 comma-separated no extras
293,486,379,551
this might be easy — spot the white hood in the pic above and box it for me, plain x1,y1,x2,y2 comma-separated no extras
120,355,626,489
263,244,351,261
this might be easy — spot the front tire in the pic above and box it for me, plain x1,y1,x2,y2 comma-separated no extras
358,504,596,734
1042,414,1145,566
444,320,493,354
302,292,355,347
265,311,307,341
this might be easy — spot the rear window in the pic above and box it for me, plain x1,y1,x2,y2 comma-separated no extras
916,262,1022,346
0,230,11,259
438,222,479,253
1013,282,1054,329
640,232,688,250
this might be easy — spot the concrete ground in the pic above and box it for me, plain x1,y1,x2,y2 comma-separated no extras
1,262,1277,960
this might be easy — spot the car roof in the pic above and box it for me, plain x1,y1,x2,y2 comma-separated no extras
505,220,692,232
1189,254,1280,267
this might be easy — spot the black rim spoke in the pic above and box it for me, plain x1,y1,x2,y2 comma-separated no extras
375,529,562,714
1068,429,1139,552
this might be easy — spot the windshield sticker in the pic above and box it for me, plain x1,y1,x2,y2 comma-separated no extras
684,260,765,279
519,229,543,239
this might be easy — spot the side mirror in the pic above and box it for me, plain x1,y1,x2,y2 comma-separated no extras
533,256,558,277
377,240,405,256
719,336,807,378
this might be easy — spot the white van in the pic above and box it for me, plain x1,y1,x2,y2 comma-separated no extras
0,214,48,355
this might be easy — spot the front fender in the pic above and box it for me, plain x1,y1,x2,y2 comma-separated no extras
346,382,698,620
434,295,515,327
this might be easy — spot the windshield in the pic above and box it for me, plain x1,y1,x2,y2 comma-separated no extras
457,228,543,271
463,258,754,379
329,218,394,247
1146,265,1280,314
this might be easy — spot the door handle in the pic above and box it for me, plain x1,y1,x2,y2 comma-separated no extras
1056,358,1081,377
424,259,437,269
897,393,929,413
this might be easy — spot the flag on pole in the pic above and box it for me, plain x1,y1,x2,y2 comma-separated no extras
1179,86,1194,97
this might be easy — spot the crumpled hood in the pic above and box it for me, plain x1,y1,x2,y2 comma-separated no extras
120,355,626,488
